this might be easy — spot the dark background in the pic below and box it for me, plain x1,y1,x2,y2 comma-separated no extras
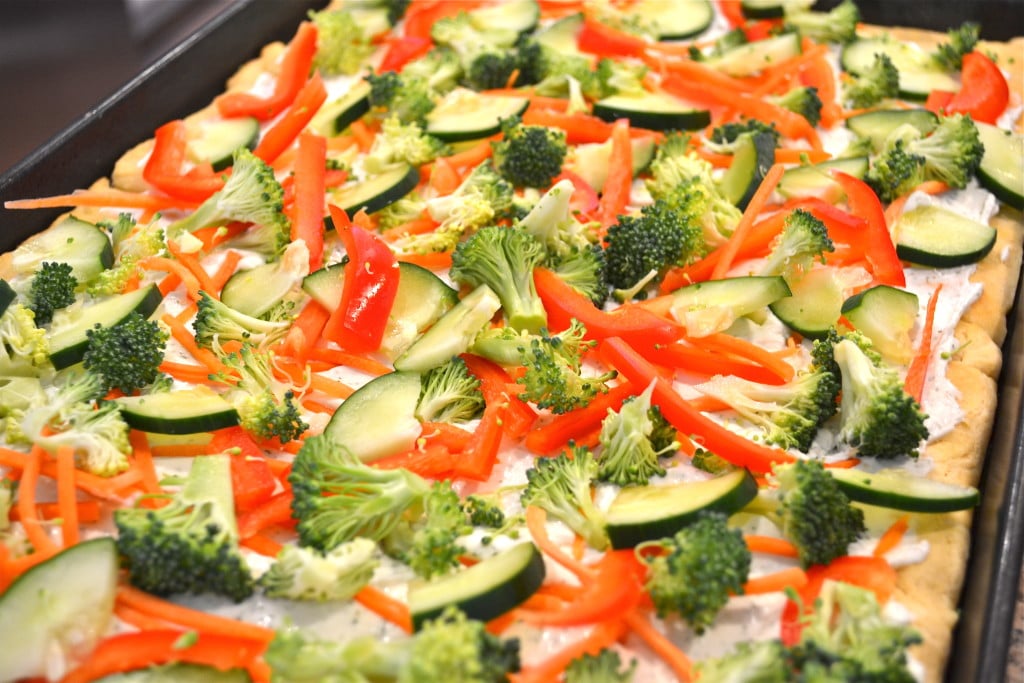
0,0,1020,173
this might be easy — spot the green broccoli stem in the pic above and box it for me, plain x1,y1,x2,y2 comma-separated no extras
166,197,224,238
180,454,239,539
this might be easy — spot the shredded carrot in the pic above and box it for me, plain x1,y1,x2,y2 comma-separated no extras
692,332,796,383
166,240,218,295
142,256,203,301
438,137,497,168
354,585,413,633
429,156,462,194
4,188,198,212
381,216,438,242
9,500,101,524
55,445,79,546
306,347,392,376
161,314,229,375
241,534,284,557
743,566,809,595
711,164,785,280
128,430,162,497
348,119,376,152
525,505,594,585
159,360,219,385
823,457,861,469
624,609,694,681
874,514,911,558
744,535,800,558
116,586,276,642
114,602,176,631
905,284,942,403
512,618,626,683
395,251,453,270
149,443,211,458
17,446,60,556
209,250,244,293
309,373,355,400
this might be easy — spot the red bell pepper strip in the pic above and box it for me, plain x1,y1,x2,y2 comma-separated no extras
830,171,905,287
253,73,328,164
291,131,327,272
454,400,506,481
553,169,600,216
524,380,636,454
323,205,401,353
924,89,955,115
461,353,537,439
379,34,432,72
210,427,278,513
143,120,225,202
717,0,746,28
216,22,318,120
599,337,795,473
237,489,296,540
944,51,1010,124
577,17,648,58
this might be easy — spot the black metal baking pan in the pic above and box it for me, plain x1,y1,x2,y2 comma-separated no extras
0,2,1021,680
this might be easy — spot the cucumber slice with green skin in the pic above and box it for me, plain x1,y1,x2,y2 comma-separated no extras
47,284,162,369
975,121,1024,210
532,12,584,55
409,542,546,630
116,387,240,434
829,468,980,513
220,252,304,318
740,0,787,19
844,109,938,153
188,117,260,172
11,216,114,284
310,80,373,137
425,89,530,142
592,91,711,132
323,370,423,462
669,275,791,337
605,469,759,549
777,157,869,200
0,538,118,681
469,0,540,35
704,32,802,77
841,285,919,365
894,204,997,268
625,0,714,40
719,131,777,210
567,136,656,192
841,38,958,101
330,164,419,216
394,284,503,373
96,664,252,683
0,278,15,317
769,267,848,340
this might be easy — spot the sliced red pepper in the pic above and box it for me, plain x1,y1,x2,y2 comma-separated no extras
323,205,400,353
461,353,537,439
454,400,506,481
717,0,746,28
291,131,327,272
210,427,277,513
237,489,296,540
143,120,225,202
577,17,648,58
599,119,633,229
944,51,1010,124
379,35,433,72
403,0,485,40
924,89,955,115
553,169,600,216
253,73,328,164
831,171,905,287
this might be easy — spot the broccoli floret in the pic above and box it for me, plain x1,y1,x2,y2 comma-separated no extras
783,0,860,44
213,343,308,443
82,312,168,395
114,454,253,601
594,57,647,98
491,116,568,189
27,261,77,326
844,53,900,109
466,50,520,91
394,481,473,579
637,512,751,634
265,629,407,682
462,494,506,528
690,448,736,475
768,86,823,127
891,114,985,189
531,47,602,100
376,191,429,231
833,336,929,459
696,639,790,682
193,291,292,349
20,372,131,477
934,21,980,71
597,381,677,486
865,137,926,202
402,47,465,96
415,357,485,424
767,459,866,567
0,377,45,446
518,178,597,259
759,208,834,284
309,8,374,76
517,321,616,414
289,434,432,551
258,538,378,601
565,648,638,683
89,216,165,296
364,116,450,175
167,149,289,259
603,184,709,297
367,70,439,125
707,120,781,152
0,303,49,376
428,12,527,91
549,245,609,308
520,445,609,549
450,225,548,332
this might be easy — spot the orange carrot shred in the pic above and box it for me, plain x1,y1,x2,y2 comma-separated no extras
625,609,695,681
116,585,276,642
905,284,942,404
874,514,911,558
55,445,79,547
18,446,60,556
711,163,785,280
743,566,809,595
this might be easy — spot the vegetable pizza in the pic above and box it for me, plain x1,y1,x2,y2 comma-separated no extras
1,1,1023,682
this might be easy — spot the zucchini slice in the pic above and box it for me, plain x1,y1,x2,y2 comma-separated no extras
844,109,939,152
841,37,958,100
718,131,777,210
605,469,759,549
47,284,162,370
777,157,869,199
769,267,849,340
0,538,118,681
116,387,240,434
567,136,656,192
625,0,714,40
669,275,791,337
829,468,980,513
468,0,540,35
323,370,423,462
740,0,787,19
11,216,114,284
425,89,530,142
704,32,802,77
841,285,919,365
409,542,546,629
330,164,419,216
220,247,305,318
893,204,997,268
188,117,260,172
593,91,711,132
532,12,584,55
975,121,1024,210
310,79,373,137
0,278,15,317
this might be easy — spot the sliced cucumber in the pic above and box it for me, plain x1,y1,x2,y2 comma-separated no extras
188,117,260,172
719,131,777,210
829,468,980,513
0,278,15,317
116,387,240,434
323,370,423,462
841,285,919,365
566,136,656,192
841,37,958,100
425,89,530,143
394,284,502,373
408,542,545,629
769,266,848,339
669,275,791,337
11,216,114,284
310,79,373,137
605,468,759,549
704,32,802,77
593,91,711,132
301,262,346,310
893,204,997,268
220,250,304,318
740,0,787,19
330,164,419,216
47,284,162,369
626,0,714,40
469,0,539,35
0,538,118,681
975,121,1024,210
777,157,870,200
96,664,252,683
532,12,584,56
844,109,938,153
348,5,391,37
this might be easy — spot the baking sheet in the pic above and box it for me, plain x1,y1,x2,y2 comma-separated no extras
0,1,1022,680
